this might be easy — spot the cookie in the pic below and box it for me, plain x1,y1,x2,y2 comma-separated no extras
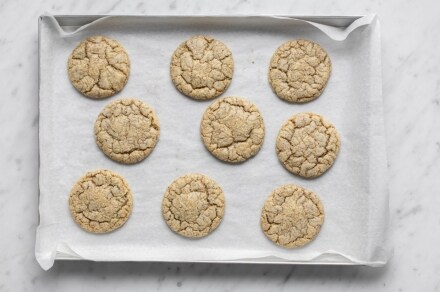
69,169,133,233
170,35,234,100
200,96,265,163
261,184,324,248
162,173,225,238
95,98,160,164
276,112,340,178
269,39,331,103
68,36,130,99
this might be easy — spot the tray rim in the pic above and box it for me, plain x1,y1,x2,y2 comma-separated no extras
40,14,367,29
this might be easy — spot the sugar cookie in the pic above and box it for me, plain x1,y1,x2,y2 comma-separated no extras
95,98,160,164
69,169,132,233
162,173,225,238
261,184,324,248
201,96,264,163
276,112,340,178
170,35,233,100
269,39,331,103
68,36,130,98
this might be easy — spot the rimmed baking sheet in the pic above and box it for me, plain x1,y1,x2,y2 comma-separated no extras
36,14,390,270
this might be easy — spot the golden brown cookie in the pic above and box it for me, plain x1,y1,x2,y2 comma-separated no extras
170,35,234,100
95,98,160,164
261,184,324,248
269,39,331,103
162,173,225,238
200,96,265,163
68,36,130,99
69,169,133,233
276,112,340,178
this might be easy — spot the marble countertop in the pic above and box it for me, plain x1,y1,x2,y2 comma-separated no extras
1,0,439,291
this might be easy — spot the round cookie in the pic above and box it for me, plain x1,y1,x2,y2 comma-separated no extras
69,169,133,233
269,39,331,103
276,112,340,178
68,35,130,99
95,98,160,164
261,184,324,248
200,96,265,163
162,173,225,238
170,35,234,100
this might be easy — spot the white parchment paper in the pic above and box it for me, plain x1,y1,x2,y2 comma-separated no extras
36,15,390,270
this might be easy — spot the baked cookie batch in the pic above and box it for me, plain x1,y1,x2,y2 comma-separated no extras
67,35,340,248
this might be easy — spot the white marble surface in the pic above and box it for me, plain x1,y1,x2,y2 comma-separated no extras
0,0,439,290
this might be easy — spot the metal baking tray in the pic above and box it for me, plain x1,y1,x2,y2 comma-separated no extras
37,14,389,270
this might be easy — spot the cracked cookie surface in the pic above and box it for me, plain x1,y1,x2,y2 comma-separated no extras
170,35,234,100
162,173,225,238
200,96,265,163
261,184,324,248
68,36,130,99
95,98,160,164
69,169,133,233
276,112,340,178
269,39,331,103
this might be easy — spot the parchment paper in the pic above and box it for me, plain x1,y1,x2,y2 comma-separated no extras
36,15,390,270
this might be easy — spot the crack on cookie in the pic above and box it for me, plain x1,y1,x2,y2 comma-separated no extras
69,170,133,233
162,174,225,238
276,112,340,178
95,98,160,164
269,40,331,103
170,35,234,100
260,184,324,248
200,96,265,163
68,36,130,99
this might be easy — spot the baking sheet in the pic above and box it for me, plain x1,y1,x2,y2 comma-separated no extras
36,15,390,270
